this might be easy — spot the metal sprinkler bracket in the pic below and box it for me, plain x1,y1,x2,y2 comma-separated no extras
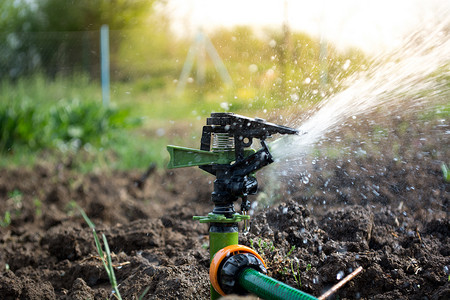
167,112,298,300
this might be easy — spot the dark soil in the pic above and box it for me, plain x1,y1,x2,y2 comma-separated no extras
0,114,449,299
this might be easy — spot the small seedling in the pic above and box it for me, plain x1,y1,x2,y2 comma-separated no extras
441,163,449,182
291,259,301,288
287,245,296,256
78,207,122,300
33,198,42,216
138,286,151,300
8,189,23,217
0,211,11,227
65,200,77,216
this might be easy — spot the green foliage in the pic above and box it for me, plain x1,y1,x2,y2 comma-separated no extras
0,93,140,154
48,99,138,148
250,238,276,253
35,0,155,31
0,0,157,79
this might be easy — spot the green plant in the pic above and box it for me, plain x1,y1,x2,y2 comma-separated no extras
65,200,78,216
0,211,11,227
139,286,151,300
306,263,312,271
78,207,122,300
8,189,23,217
290,260,312,289
441,163,449,182
250,238,275,253
287,245,296,256
33,198,42,216
291,259,301,288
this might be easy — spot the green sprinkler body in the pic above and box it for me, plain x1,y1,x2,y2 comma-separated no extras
168,113,318,300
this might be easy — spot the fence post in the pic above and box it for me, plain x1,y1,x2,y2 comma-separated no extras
100,24,110,106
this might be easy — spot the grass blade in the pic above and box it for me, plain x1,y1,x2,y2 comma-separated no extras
78,206,122,299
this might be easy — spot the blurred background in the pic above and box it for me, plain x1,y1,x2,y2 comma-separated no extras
0,0,447,171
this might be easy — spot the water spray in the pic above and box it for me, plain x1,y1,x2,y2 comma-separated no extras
167,112,361,299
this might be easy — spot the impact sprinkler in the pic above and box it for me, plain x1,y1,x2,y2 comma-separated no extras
167,113,314,299
167,113,361,299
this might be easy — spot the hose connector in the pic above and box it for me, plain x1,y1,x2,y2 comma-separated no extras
209,245,266,296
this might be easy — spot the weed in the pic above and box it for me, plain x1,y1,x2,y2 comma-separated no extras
291,259,301,288
139,286,151,300
250,238,275,254
78,207,122,300
0,211,11,227
8,189,22,199
65,200,77,216
441,163,449,182
290,260,312,289
287,245,296,256
33,198,42,216
7,189,23,218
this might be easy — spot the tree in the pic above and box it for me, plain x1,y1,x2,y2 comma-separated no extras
0,0,158,79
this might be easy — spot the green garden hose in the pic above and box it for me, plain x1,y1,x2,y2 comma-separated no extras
238,268,319,300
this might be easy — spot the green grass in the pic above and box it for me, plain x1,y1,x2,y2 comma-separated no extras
78,207,150,299
78,207,122,300
442,163,450,182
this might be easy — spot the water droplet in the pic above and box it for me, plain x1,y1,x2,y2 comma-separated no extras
336,271,345,280
342,59,351,70
220,102,229,110
249,64,258,73
290,93,300,102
